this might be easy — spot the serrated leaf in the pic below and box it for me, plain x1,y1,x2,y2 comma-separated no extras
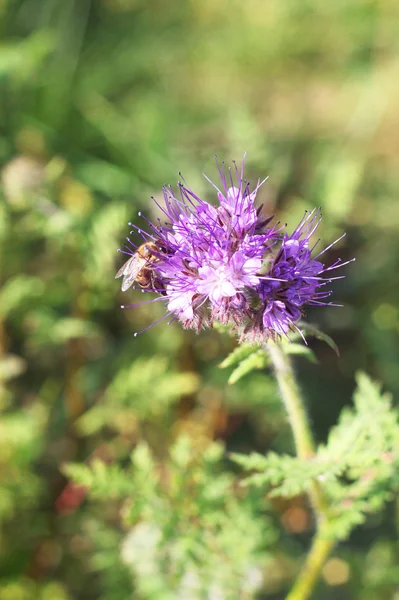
299,321,340,356
230,451,270,471
232,450,323,496
232,372,399,528
281,342,318,363
228,349,269,384
353,371,391,412
63,460,135,499
219,343,257,369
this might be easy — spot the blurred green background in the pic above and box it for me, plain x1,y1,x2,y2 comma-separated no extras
1,0,399,598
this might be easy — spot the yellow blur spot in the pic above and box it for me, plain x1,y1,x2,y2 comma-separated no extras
0,583,31,600
322,557,350,586
60,178,93,217
1,156,44,206
372,303,398,330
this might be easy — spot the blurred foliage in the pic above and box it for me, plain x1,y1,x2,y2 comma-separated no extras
66,437,276,599
1,0,399,598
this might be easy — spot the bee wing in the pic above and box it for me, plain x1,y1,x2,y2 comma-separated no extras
115,255,144,291
115,258,132,279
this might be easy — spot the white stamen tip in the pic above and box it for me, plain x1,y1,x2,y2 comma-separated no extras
138,211,142,216
134,332,138,337
121,305,125,309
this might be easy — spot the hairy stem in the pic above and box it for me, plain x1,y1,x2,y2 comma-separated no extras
286,527,335,600
267,341,315,459
266,341,334,600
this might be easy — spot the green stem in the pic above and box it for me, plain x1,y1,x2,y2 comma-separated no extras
266,341,334,600
286,527,335,600
267,341,315,459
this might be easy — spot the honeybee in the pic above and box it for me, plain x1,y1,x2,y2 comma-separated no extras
115,241,162,291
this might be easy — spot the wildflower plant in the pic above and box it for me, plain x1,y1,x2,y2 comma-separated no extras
2,1,399,597
117,157,351,344
64,156,399,600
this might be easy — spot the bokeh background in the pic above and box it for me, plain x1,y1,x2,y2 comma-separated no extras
1,0,399,598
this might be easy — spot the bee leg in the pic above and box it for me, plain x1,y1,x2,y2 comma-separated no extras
151,272,167,295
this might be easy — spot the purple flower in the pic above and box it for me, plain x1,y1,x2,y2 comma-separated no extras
117,157,353,341
197,252,262,302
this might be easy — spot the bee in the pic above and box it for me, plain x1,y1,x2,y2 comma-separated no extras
115,241,162,291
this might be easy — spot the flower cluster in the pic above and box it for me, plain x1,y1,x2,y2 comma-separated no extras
117,158,352,342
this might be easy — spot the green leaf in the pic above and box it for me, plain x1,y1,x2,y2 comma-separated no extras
232,451,327,496
63,460,135,499
228,349,269,384
232,372,399,522
230,451,270,471
281,341,318,363
299,321,340,356
219,343,258,369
